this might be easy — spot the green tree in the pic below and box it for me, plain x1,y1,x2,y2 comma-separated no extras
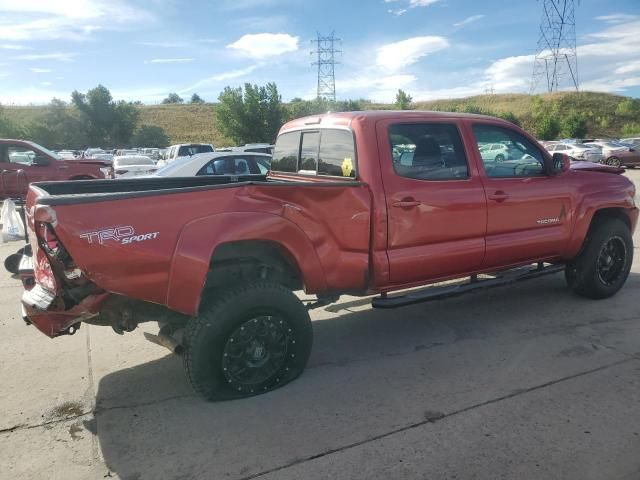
131,125,170,147
162,92,184,104
395,89,413,110
530,97,561,140
27,98,87,149
622,122,640,136
0,104,25,138
190,93,205,104
216,82,286,144
71,85,139,146
560,112,588,138
615,98,640,117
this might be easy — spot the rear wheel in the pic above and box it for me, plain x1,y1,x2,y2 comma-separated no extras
183,282,313,401
565,218,633,299
495,154,505,162
606,157,621,167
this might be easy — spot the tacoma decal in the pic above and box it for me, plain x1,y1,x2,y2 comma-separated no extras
80,226,159,245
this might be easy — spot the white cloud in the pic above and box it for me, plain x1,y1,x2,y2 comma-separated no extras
179,65,260,93
595,13,637,24
0,43,29,50
477,16,640,96
409,0,439,6
387,0,438,15
13,52,76,62
0,0,154,41
147,58,194,64
227,33,299,58
376,36,449,71
41,81,52,86
454,14,485,28
30,67,51,73
139,41,189,48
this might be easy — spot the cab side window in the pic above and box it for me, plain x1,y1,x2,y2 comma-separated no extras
472,124,545,178
388,123,468,181
7,146,35,165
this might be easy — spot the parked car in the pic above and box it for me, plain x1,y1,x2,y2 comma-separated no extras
0,139,110,198
17,111,637,401
57,150,78,160
162,143,215,165
478,143,510,162
620,137,640,147
113,155,158,178
583,141,640,168
234,143,274,154
545,142,602,163
154,152,270,177
83,148,107,159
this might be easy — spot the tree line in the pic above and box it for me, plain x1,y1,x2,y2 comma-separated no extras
1,83,638,150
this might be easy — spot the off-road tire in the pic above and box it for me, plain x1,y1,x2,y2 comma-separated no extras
565,218,633,299
183,282,312,401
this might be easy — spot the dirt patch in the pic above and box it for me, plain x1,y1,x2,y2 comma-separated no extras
50,401,85,419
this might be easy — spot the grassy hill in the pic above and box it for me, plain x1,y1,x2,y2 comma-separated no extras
3,91,638,146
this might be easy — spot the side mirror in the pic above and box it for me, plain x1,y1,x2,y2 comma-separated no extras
32,155,51,166
551,152,571,174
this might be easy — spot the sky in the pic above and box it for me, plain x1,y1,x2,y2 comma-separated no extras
0,0,638,105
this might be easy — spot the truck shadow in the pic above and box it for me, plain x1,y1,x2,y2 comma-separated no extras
92,272,640,480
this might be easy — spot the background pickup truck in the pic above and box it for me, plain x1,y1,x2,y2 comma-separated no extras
19,111,638,400
0,139,110,198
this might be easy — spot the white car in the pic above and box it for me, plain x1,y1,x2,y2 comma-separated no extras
57,150,77,160
113,155,158,178
162,143,215,166
154,152,271,177
546,143,602,163
478,143,510,162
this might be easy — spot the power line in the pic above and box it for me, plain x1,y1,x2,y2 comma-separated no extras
530,0,579,93
311,32,341,102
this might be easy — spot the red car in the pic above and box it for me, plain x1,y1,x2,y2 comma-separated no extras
18,111,638,400
0,139,110,198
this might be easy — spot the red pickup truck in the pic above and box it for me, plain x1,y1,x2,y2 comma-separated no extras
0,139,110,198
18,111,638,400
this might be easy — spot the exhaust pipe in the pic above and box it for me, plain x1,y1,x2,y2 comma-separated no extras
144,330,184,355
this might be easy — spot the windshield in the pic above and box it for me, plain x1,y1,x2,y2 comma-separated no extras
25,141,61,161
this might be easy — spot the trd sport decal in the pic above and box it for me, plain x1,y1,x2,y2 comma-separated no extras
80,226,160,245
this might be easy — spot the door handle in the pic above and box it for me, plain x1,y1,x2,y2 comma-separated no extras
488,191,509,202
392,199,421,208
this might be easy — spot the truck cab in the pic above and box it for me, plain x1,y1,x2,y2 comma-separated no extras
0,139,110,198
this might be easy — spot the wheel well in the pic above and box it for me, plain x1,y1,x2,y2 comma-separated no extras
204,241,303,293
591,208,631,231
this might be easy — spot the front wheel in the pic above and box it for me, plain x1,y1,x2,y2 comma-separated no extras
565,218,633,299
606,157,621,167
183,282,313,401
495,154,505,162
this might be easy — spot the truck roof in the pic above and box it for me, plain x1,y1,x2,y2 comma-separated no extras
280,110,507,133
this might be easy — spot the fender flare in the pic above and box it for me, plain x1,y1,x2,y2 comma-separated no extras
165,211,327,315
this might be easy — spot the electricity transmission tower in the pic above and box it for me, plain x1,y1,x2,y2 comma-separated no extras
311,32,341,102
530,0,579,93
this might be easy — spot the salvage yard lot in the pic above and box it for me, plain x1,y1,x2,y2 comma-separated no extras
1,171,639,480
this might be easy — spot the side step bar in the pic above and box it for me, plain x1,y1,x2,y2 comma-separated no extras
372,263,565,309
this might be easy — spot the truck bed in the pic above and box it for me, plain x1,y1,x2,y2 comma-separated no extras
31,175,270,204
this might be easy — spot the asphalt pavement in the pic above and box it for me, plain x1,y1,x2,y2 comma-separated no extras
1,170,639,480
